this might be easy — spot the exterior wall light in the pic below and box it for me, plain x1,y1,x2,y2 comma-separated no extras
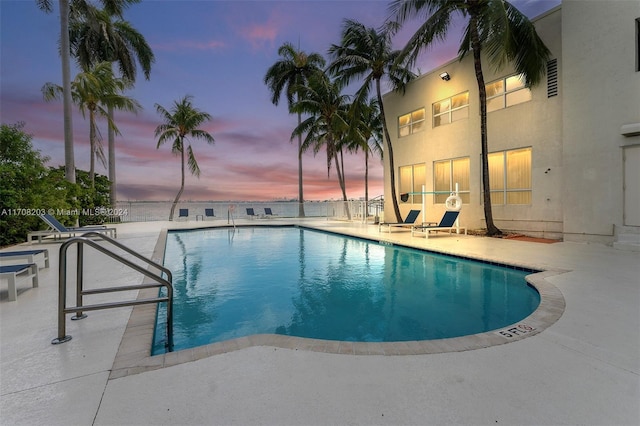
439,72,451,81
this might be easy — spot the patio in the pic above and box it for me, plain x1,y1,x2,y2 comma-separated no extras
1,219,638,425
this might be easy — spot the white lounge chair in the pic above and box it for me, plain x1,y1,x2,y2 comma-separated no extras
411,211,467,238
0,249,49,269
27,213,116,243
0,263,39,301
246,208,259,219
379,210,421,233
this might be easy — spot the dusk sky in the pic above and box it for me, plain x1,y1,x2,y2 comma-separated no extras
1,0,559,202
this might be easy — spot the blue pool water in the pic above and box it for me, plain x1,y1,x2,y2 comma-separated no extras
152,227,540,354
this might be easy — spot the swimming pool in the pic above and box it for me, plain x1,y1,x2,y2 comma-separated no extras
152,227,540,354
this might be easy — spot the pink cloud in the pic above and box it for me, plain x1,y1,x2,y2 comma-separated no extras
152,39,226,52
242,23,278,49
233,10,283,51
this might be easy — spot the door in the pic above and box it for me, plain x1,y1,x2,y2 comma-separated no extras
624,145,640,226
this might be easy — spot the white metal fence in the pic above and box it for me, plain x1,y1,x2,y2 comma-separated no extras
108,200,384,223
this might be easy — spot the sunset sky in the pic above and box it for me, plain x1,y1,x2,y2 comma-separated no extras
0,0,559,202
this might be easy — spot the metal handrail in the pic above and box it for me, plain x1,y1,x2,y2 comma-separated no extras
227,205,236,228
366,195,385,224
51,232,173,351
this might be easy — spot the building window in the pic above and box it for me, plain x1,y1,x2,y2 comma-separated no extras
486,147,532,205
399,163,426,204
434,157,470,204
398,108,425,137
433,91,469,127
486,74,532,112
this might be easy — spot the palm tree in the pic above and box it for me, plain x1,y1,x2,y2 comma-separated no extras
36,0,141,186
70,5,153,82
390,0,551,235
347,97,383,207
154,96,215,221
291,73,352,219
37,0,75,185
328,19,415,223
264,42,325,217
69,4,154,208
42,61,141,186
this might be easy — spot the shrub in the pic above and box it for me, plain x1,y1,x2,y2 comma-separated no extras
0,122,112,246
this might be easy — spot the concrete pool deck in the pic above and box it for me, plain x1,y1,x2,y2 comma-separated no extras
1,219,638,425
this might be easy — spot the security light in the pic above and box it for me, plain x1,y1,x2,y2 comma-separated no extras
440,72,451,81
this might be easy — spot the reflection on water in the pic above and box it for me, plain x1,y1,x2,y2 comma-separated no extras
153,227,539,354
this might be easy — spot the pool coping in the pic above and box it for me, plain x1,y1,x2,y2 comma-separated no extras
109,225,567,379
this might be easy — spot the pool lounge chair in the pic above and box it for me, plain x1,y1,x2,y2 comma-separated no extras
0,263,39,301
0,249,49,269
411,211,467,238
378,209,421,233
27,213,116,243
264,207,277,218
195,208,215,221
178,209,189,220
246,208,258,219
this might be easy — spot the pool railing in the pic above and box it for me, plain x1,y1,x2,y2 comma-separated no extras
51,232,174,351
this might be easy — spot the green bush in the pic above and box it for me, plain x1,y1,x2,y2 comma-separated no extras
48,167,111,226
0,122,112,246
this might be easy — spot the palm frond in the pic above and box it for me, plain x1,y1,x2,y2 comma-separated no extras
499,1,550,86
41,82,63,101
264,42,326,108
36,0,53,13
189,129,215,145
99,0,141,19
186,144,200,177
69,5,154,82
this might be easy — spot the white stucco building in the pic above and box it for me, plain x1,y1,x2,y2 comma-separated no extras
381,0,640,246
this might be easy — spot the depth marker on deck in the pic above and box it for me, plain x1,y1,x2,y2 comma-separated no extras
495,324,536,338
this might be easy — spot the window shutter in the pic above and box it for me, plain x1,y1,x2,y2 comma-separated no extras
547,59,558,98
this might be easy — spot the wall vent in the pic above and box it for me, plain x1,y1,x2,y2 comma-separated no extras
547,59,558,98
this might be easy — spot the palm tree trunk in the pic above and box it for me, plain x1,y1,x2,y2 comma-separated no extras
364,149,369,220
108,105,116,208
297,110,305,217
470,13,501,236
376,78,402,222
59,0,75,185
364,149,369,204
169,142,186,221
89,109,96,187
335,149,350,220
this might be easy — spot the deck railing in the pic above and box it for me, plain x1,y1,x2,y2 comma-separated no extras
104,200,384,223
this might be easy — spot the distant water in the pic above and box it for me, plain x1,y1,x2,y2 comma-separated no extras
113,200,378,222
